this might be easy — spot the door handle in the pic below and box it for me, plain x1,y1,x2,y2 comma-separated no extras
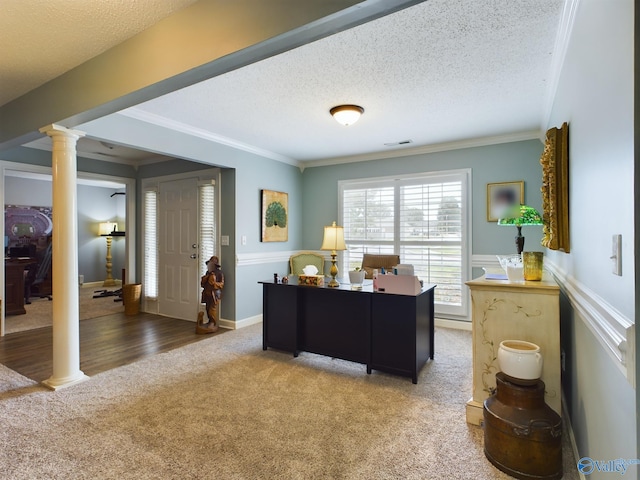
192,244,198,249
190,254,197,259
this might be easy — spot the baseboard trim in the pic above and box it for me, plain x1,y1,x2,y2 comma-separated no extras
436,318,471,331
226,314,263,330
562,395,586,480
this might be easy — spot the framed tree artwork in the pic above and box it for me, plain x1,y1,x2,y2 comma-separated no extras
486,181,524,222
261,189,288,242
540,122,570,252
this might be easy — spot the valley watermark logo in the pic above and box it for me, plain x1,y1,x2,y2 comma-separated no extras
578,457,640,475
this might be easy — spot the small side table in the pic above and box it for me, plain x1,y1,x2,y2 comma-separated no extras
465,274,561,425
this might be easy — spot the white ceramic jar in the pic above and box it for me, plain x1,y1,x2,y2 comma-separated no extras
496,254,524,282
497,340,543,383
348,270,365,289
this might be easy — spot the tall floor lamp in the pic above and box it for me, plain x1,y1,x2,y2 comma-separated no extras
99,222,118,287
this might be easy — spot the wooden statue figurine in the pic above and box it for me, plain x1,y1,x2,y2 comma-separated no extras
196,256,224,334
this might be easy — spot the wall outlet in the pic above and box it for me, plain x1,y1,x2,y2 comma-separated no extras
78,274,84,286
612,234,622,276
221,235,229,246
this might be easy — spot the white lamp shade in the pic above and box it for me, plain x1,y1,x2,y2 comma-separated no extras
330,105,364,126
320,222,346,251
98,222,117,236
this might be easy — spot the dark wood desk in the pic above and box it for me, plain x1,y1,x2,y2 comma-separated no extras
261,278,435,383
5,258,36,315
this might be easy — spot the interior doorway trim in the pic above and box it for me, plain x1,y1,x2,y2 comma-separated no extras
0,159,136,335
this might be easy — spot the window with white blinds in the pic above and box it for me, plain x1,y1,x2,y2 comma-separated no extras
198,181,216,278
143,188,158,299
339,170,470,317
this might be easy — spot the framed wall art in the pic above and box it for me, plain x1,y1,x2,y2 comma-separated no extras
486,181,524,222
5,204,53,241
540,122,570,252
261,189,288,242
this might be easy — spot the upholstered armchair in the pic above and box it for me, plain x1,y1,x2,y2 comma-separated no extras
289,252,325,276
361,254,401,279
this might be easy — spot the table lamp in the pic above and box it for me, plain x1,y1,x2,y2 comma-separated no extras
498,205,543,254
320,221,346,287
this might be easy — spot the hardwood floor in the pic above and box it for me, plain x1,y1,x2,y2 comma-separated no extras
0,312,226,383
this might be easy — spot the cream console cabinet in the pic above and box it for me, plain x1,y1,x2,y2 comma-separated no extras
465,275,561,425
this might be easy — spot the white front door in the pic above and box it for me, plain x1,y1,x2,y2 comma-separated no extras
158,177,200,321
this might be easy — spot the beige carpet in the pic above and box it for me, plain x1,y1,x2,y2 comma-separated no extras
0,324,579,479
4,285,125,334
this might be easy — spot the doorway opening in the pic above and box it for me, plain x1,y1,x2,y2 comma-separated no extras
1,164,134,335
143,170,219,322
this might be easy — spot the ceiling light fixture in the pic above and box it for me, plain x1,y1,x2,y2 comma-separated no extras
330,104,364,126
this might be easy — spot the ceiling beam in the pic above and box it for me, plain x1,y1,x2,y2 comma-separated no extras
0,0,426,151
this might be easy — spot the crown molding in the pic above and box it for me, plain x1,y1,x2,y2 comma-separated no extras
302,130,542,169
120,108,299,167
120,108,543,171
541,0,580,130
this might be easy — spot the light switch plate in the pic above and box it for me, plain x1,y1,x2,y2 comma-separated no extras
612,234,622,275
221,235,229,246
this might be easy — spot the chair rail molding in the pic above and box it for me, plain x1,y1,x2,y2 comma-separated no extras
236,250,329,267
544,260,634,387
472,254,502,270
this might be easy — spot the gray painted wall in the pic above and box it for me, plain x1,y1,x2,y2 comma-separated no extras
4,176,124,283
544,0,637,467
220,168,237,321
2,146,137,179
301,139,545,258
232,157,303,320
77,185,126,283
4,177,51,214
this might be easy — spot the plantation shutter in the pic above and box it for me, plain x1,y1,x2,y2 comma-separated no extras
143,188,158,299
198,181,217,277
340,171,469,318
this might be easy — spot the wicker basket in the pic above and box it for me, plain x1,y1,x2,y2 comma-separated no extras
123,283,142,315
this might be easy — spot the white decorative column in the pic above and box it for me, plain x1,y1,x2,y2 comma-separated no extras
39,124,89,390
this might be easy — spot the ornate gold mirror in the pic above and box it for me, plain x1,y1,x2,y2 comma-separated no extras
540,122,569,252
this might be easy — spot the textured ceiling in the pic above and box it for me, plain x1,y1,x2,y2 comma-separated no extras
8,0,566,165
124,0,565,163
0,0,198,107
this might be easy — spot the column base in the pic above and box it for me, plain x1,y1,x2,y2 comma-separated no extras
42,372,90,391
